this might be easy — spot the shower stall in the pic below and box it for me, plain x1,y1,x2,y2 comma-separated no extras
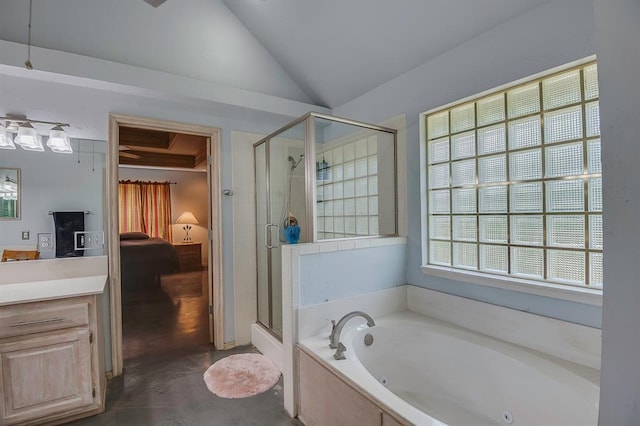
254,112,397,338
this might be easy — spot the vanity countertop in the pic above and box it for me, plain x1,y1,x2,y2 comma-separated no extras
0,255,108,306
0,274,107,306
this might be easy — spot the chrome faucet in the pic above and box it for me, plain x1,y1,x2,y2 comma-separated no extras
329,311,376,359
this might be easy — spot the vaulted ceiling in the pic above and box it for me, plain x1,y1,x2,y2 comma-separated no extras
0,0,551,110
223,0,551,107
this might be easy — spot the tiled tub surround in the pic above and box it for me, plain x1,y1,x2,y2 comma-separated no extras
297,286,601,425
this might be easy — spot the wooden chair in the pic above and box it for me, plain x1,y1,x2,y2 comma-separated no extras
1,250,40,262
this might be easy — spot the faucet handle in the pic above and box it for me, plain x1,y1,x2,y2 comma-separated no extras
328,320,337,348
333,342,347,360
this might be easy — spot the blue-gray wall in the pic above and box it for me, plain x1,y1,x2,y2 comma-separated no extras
299,244,406,306
333,0,602,327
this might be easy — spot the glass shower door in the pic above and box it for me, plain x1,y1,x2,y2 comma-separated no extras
255,121,306,339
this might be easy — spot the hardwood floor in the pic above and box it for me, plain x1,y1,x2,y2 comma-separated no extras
122,269,209,361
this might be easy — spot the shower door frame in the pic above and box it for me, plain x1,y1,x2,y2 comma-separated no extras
253,116,311,338
253,112,398,338
255,137,275,332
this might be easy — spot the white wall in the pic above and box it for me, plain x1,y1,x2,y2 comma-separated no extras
0,141,105,258
593,0,640,423
231,131,262,346
333,0,602,328
118,166,209,266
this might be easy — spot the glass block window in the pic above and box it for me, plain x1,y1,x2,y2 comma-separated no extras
317,135,381,238
425,61,603,289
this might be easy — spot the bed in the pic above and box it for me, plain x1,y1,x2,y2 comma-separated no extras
119,232,180,283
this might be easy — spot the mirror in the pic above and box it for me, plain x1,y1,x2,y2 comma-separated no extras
0,168,20,220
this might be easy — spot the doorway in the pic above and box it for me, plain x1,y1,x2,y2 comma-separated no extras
107,115,223,377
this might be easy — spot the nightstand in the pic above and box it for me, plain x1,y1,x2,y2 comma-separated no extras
172,242,202,272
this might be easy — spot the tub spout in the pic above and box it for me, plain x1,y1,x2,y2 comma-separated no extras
329,311,376,350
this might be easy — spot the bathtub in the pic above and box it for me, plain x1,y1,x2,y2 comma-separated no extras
298,311,600,426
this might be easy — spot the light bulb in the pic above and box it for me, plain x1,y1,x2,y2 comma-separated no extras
47,125,73,154
15,122,44,152
0,123,15,150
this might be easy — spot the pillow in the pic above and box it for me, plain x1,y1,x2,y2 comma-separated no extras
120,232,150,241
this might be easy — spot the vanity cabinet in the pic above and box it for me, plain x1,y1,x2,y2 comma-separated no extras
0,295,104,425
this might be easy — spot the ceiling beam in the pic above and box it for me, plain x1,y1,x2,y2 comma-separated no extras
0,40,331,120
119,151,197,169
167,133,179,149
120,127,170,149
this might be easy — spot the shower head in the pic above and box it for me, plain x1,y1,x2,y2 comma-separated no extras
288,154,304,170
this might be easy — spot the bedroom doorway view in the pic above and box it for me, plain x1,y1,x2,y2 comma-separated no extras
114,123,220,365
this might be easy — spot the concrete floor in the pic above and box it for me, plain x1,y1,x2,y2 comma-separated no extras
70,271,299,426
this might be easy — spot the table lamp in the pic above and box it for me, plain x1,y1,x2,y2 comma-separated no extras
176,211,199,242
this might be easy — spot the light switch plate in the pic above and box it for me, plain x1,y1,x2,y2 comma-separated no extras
38,233,54,251
74,231,104,250
21,231,30,240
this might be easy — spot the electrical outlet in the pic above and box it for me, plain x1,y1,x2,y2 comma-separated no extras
38,233,54,252
21,231,30,240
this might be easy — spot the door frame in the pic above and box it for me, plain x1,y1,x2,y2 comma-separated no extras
107,114,224,377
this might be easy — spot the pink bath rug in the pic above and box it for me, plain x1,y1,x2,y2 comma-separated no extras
203,353,281,398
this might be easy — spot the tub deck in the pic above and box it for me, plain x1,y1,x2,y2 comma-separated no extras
299,310,599,426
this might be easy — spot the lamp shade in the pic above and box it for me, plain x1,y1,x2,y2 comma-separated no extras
47,125,73,154
176,211,199,225
15,122,44,152
5,121,19,132
0,123,15,150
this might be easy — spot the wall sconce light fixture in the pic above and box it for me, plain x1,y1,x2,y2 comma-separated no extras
1,116,73,154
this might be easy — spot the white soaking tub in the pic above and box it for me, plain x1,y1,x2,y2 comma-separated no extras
299,311,600,426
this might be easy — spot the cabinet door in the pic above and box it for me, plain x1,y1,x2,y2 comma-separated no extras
0,329,94,425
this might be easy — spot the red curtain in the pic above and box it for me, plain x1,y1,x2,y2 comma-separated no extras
118,181,173,241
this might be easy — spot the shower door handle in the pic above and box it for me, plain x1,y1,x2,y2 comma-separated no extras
264,224,280,249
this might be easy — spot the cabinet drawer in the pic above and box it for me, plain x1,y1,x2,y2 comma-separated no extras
0,300,89,339
180,252,200,263
173,243,202,272
178,245,200,256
